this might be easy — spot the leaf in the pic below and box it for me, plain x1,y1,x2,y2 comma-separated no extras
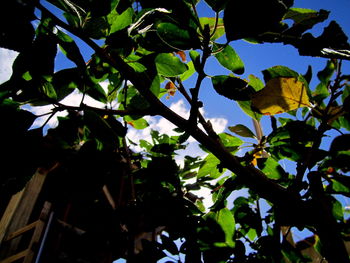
180,61,196,81
218,133,244,149
237,100,262,121
125,116,149,129
262,66,299,83
41,81,57,100
257,157,286,180
83,110,119,147
212,75,255,101
228,125,256,138
248,74,264,91
251,77,311,115
317,60,336,84
198,153,222,178
204,0,229,12
214,44,244,74
283,8,329,36
189,50,201,72
199,17,225,40
224,0,292,41
155,53,188,77
85,82,108,104
108,7,134,34
56,30,86,68
156,22,201,50
0,0,35,52
215,208,235,247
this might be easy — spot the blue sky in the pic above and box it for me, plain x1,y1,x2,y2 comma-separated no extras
0,1,349,262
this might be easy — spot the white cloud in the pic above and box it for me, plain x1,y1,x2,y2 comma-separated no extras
0,48,19,84
26,81,110,131
127,99,228,154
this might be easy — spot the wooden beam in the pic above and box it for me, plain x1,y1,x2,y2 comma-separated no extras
4,221,38,242
0,249,29,263
23,202,51,263
0,163,58,259
0,190,24,244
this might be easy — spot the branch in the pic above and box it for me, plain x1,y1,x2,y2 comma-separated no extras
54,102,158,117
37,2,308,217
308,172,350,263
188,24,211,126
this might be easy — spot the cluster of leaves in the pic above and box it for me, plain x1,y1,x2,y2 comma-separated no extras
1,0,350,262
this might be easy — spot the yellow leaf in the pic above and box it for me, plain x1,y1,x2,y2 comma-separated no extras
251,77,310,115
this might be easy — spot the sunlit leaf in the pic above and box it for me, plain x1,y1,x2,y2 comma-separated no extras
214,44,244,74
108,8,134,34
199,17,225,40
215,208,235,247
180,61,196,81
155,53,188,77
198,153,222,178
257,157,286,180
251,77,311,115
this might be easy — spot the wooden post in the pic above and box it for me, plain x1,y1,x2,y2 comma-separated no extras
0,163,58,260
0,190,24,245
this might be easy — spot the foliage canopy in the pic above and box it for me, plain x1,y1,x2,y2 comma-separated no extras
1,0,350,262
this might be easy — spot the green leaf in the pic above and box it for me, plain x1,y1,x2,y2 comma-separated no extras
317,60,336,84
257,157,286,180
313,82,330,104
212,75,255,101
155,53,188,77
214,44,244,74
218,133,243,149
189,50,201,72
156,22,201,50
237,100,262,121
150,75,160,97
228,125,256,138
248,74,264,91
56,30,86,68
262,66,299,83
332,198,344,221
199,17,225,40
180,61,196,81
215,208,235,247
198,153,222,178
125,116,149,129
283,8,329,36
108,8,134,34
41,81,57,100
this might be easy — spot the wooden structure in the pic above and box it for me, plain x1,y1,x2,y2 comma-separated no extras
0,166,54,263
0,162,130,263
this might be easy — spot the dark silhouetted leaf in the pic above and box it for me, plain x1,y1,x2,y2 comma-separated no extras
212,75,255,101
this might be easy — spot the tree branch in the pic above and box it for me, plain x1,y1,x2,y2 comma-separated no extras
37,1,310,223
